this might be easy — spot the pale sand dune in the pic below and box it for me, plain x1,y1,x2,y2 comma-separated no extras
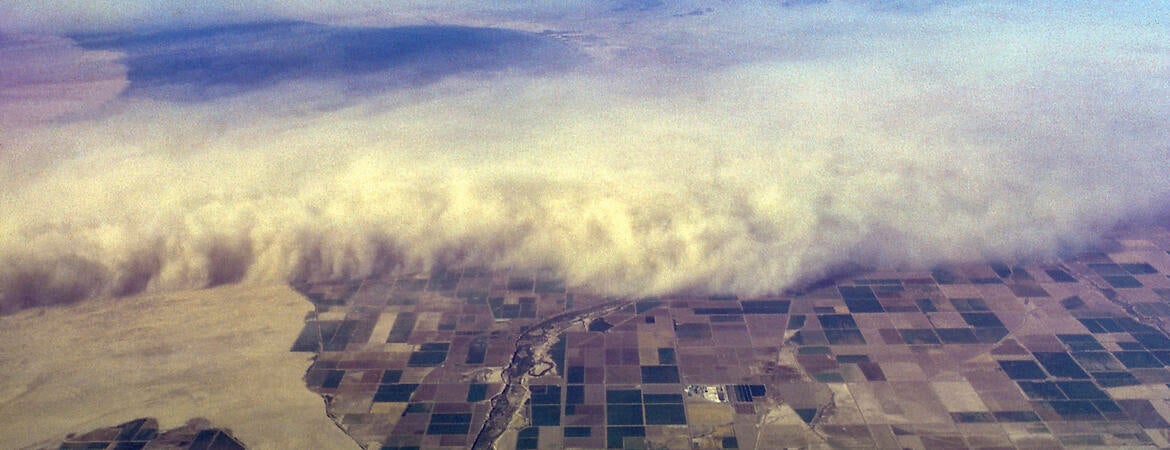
0,284,358,450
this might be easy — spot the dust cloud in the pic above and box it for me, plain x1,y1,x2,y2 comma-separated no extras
2,1,1169,312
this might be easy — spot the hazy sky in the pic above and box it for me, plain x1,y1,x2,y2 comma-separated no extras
2,1,1169,311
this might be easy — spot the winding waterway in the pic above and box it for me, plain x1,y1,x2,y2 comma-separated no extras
471,300,631,449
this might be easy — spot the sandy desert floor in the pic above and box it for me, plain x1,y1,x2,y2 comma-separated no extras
0,283,358,449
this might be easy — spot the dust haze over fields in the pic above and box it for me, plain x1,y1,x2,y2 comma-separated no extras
2,1,1169,312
